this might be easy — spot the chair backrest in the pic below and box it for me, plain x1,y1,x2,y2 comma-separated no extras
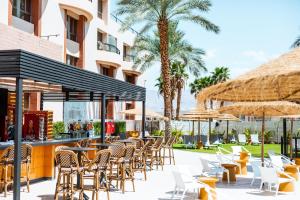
55,145,69,152
199,157,212,172
79,139,91,147
21,144,32,161
123,145,135,161
55,150,79,169
109,142,125,158
270,155,284,169
250,134,259,143
130,138,144,149
153,137,164,149
260,167,279,184
89,149,111,170
250,160,261,177
238,134,246,143
0,145,14,162
138,140,152,155
172,171,186,189
231,146,242,155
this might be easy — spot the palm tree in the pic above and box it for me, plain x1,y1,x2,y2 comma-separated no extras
116,0,219,136
291,35,300,48
190,76,213,97
171,62,189,120
211,67,230,84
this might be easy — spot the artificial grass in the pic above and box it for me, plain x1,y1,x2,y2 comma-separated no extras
173,143,281,158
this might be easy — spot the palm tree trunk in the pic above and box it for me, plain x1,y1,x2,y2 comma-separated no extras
158,18,171,137
171,89,175,119
176,85,182,120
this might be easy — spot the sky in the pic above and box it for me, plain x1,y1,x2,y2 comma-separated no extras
111,0,300,112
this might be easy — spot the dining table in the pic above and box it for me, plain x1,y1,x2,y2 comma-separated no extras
90,143,118,150
63,147,97,200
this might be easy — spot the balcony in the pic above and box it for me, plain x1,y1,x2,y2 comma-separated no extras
98,41,120,54
96,42,122,68
123,54,136,62
58,0,93,21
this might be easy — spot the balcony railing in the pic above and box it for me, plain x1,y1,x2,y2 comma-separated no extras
97,41,120,54
110,14,139,35
123,54,136,62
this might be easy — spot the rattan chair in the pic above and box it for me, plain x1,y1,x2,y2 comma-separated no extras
150,137,164,170
119,145,136,193
21,144,32,192
129,138,144,150
108,142,125,189
0,145,14,197
82,149,111,200
162,136,176,165
54,150,82,200
133,140,152,181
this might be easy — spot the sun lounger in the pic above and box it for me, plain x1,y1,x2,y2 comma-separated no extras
203,141,217,149
250,134,261,145
238,134,247,145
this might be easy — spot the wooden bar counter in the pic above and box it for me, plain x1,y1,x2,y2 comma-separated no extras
0,136,101,181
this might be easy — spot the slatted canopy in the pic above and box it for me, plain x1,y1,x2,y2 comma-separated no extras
0,49,146,101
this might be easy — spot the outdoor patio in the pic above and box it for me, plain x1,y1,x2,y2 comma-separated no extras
2,150,298,200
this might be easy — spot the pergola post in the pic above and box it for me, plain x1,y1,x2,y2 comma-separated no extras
13,78,23,200
226,120,229,143
142,100,146,138
283,118,287,156
101,93,106,143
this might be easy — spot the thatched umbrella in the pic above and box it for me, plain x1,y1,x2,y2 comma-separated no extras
197,47,300,102
219,101,300,164
180,108,221,144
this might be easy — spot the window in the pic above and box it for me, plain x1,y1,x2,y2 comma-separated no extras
108,35,117,47
100,66,114,77
125,74,136,84
97,32,103,43
13,0,32,22
67,16,78,42
102,67,110,76
98,0,103,18
66,55,78,67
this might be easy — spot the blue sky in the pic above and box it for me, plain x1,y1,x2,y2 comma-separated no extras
111,0,300,111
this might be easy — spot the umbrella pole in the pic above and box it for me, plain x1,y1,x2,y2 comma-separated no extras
290,119,294,159
208,118,212,143
261,112,265,166
198,120,201,142
226,120,229,143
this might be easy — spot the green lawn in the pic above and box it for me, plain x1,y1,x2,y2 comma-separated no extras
173,143,281,158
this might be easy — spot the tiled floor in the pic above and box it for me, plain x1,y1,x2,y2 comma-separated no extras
1,150,299,199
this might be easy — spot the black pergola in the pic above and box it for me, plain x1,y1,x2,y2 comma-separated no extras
0,49,146,200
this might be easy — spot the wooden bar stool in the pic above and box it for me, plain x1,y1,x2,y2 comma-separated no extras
198,177,218,200
54,150,83,200
162,136,176,165
150,137,164,170
82,149,111,200
21,144,33,192
0,145,14,197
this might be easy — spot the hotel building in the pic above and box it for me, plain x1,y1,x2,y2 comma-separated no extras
0,0,141,122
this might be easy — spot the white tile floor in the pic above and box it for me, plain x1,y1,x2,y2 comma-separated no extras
1,150,299,200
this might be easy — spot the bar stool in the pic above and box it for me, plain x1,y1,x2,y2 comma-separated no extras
119,145,136,193
108,142,125,189
82,149,111,200
54,150,82,200
133,140,151,181
21,144,32,192
150,137,164,170
162,136,176,165
0,145,14,197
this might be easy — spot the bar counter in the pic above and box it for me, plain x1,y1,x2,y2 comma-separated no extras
0,136,101,181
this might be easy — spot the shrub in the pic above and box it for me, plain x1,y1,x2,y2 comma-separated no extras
152,130,164,136
93,122,101,135
114,121,126,135
172,129,183,138
53,121,65,137
244,128,251,142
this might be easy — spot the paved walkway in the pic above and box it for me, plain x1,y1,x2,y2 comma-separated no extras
2,150,299,199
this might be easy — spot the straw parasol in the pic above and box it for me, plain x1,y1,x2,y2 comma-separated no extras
197,47,300,102
219,101,300,164
180,108,221,144
120,108,167,120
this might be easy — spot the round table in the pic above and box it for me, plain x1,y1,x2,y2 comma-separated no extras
116,139,135,145
221,164,237,182
90,143,117,150
198,177,218,200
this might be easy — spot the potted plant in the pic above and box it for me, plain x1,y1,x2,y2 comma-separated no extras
53,121,65,139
